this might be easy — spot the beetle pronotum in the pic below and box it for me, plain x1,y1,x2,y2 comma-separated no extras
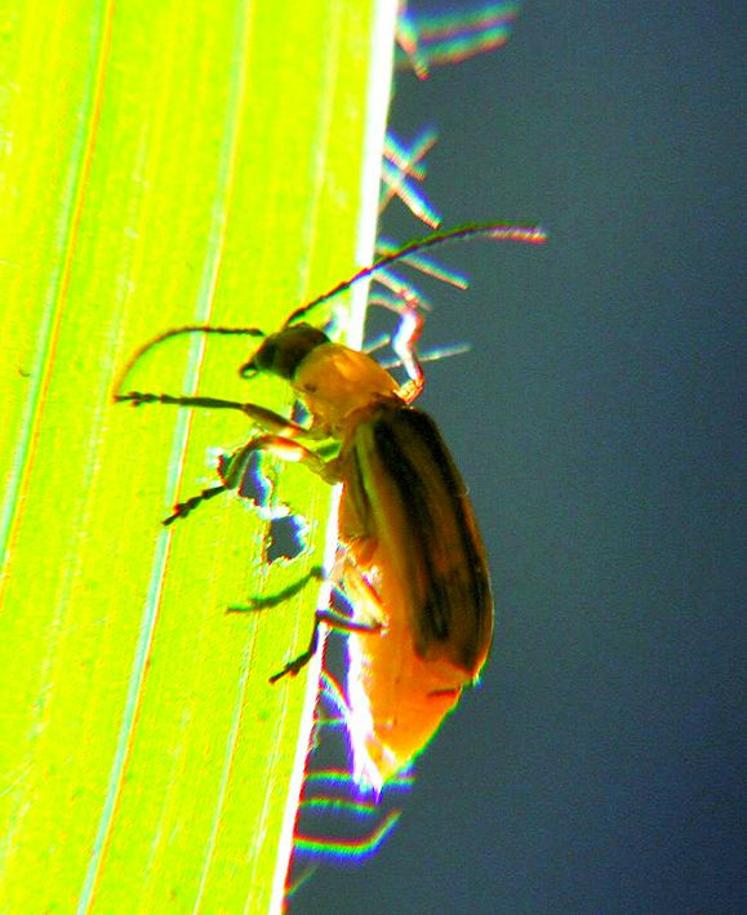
116,222,546,788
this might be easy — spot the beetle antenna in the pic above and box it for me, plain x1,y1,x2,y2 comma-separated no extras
283,221,546,326
113,324,265,397
114,222,545,397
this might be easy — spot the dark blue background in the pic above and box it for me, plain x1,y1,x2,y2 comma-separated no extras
295,3,746,912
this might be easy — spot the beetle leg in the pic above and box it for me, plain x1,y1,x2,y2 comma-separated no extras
116,391,319,439
220,435,341,487
163,483,228,525
316,607,382,635
268,614,323,683
268,606,382,684
391,305,425,403
331,547,387,628
164,434,341,524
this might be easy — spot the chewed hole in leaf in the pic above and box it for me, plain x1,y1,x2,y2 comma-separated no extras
217,448,309,563
267,515,307,563
235,450,271,508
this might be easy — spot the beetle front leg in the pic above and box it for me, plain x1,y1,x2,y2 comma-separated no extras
164,434,341,524
116,390,319,439
219,435,341,489
163,483,229,526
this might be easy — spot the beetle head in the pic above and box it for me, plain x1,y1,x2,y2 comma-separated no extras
239,323,329,380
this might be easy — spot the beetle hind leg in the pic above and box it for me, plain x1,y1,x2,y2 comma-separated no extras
267,606,383,685
331,546,387,629
268,617,323,683
227,558,383,684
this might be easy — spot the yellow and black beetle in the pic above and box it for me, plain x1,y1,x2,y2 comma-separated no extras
116,222,546,787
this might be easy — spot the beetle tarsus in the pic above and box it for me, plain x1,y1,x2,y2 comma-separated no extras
115,390,157,406
163,484,227,525
268,615,323,683
268,649,315,683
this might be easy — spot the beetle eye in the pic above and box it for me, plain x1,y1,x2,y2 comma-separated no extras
240,335,278,379
238,356,261,379
238,361,258,379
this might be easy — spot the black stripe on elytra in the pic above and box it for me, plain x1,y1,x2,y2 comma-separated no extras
389,409,492,633
370,405,489,646
349,440,373,530
372,414,449,641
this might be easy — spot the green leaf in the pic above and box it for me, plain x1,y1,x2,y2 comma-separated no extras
0,1,396,910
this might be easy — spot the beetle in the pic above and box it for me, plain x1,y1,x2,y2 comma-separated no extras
115,221,546,788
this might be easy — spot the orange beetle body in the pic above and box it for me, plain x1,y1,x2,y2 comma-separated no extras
242,326,493,788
